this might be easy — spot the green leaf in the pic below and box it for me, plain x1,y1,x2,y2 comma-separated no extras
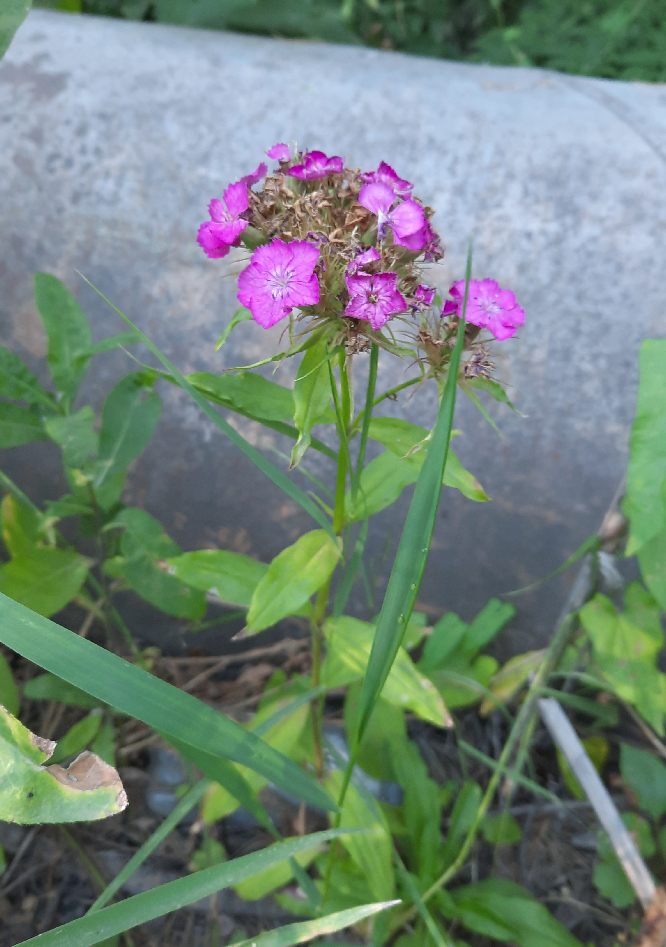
113,507,181,559
105,555,206,619
441,781,482,869
352,302,467,750
620,742,666,820
234,840,322,900
78,277,336,539
24,673,103,708
467,376,520,412
0,347,53,408
34,273,93,411
245,530,340,633
45,406,99,469
0,651,19,716
0,0,31,60
419,612,469,673
481,812,522,844
432,656,500,710
214,306,253,351
0,402,46,448
325,770,395,901
451,878,583,947
14,830,357,947
460,598,516,657
593,815,654,908
231,902,398,947
44,495,93,522
51,710,103,764
323,617,448,727
167,549,267,607
0,593,337,812
94,373,162,491
480,649,545,715
1,493,41,557
390,735,443,879
291,341,332,468
0,704,126,824
85,331,143,356
91,720,116,766
0,547,89,617
190,370,295,424
624,339,666,554
638,527,666,612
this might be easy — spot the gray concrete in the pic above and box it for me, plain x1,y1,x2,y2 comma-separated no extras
1,10,665,654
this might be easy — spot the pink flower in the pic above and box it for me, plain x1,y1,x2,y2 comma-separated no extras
443,278,525,341
240,162,267,187
347,246,381,274
411,284,436,309
267,143,290,161
238,239,321,329
359,183,426,248
287,150,344,181
197,181,250,259
345,270,407,331
360,161,412,198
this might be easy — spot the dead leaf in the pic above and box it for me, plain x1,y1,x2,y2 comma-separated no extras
48,750,128,811
635,886,666,947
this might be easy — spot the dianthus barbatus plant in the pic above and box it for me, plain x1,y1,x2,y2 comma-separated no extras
198,144,524,389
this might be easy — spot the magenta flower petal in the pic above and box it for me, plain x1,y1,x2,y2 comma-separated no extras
388,199,426,239
240,163,267,187
222,181,250,217
266,143,291,161
237,238,321,329
288,150,344,180
415,284,436,306
445,278,525,341
200,181,251,257
344,270,407,331
197,222,233,259
393,226,428,252
360,161,412,197
347,246,381,274
208,218,248,245
359,182,394,218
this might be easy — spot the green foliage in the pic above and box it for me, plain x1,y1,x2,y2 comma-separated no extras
291,340,333,467
167,548,266,607
593,813,656,908
620,742,666,821
0,0,31,61
0,651,19,716
34,272,93,412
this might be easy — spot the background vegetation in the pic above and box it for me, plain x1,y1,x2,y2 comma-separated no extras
33,0,666,83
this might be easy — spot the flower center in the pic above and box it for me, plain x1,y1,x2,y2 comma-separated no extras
268,265,294,298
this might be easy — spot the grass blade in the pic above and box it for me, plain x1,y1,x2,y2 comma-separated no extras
234,902,399,947
394,855,451,947
15,831,356,947
0,593,336,813
88,778,211,913
352,249,471,751
78,276,336,540
253,685,326,737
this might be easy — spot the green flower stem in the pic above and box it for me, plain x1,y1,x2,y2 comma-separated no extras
351,344,378,506
350,375,420,435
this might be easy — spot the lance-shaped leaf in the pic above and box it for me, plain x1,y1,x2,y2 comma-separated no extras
167,549,267,607
45,406,99,469
34,274,93,411
0,402,47,448
233,903,399,947
352,273,468,751
291,341,332,468
0,0,31,60
94,373,162,491
190,371,295,424
0,347,54,409
14,830,356,947
0,705,127,824
245,530,341,633
0,547,90,617
215,305,253,351
0,593,337,812
1,493,41,557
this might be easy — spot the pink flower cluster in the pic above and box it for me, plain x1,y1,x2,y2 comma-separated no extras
197,145,524,344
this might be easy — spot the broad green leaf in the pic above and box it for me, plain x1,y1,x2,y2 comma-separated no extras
0,347,53,408
226,903,399,947
0,651,19,716
80,277,336,537
450,879,583,947
190,370,294,424
0,594,337,812
24,672,103,708
467,375,520,412
167,549,267,607
480,649,544,715
390,735,443,879
419,612,469,673
13,830,355,947
441,781,482,869
214,306,253,351
624,339,666,554
326,770,395,901
0,547,89,616
245,530,340,633
432,655,499,710
105,555,206,619
620,742,666,820
191,835,226,872
0,402,46,447
481,812,522,844
638,527,666,613
623,581,663,642
94,373,162,490
234,840,322,900
1,493,41,557
0,0,31,60
0,705,127,824
291,341,332,468
459,598,515,657
323,617,448,727
44,495,94,522
45,406,98,469
51,710,103,764
113,507,181,559
34,273,93,410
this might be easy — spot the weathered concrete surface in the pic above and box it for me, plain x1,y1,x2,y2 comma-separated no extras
1,11,665,653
